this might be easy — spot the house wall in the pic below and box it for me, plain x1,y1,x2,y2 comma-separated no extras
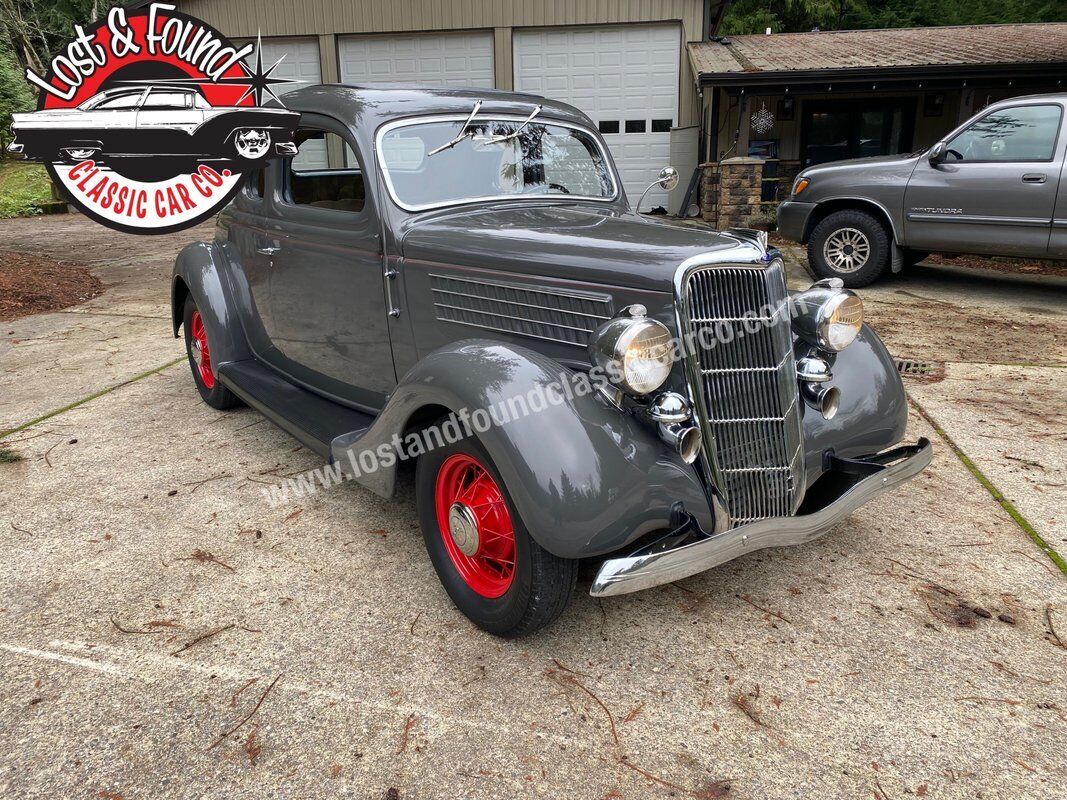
170,0,707,129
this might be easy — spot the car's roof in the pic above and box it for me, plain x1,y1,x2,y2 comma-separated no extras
274,83,595,142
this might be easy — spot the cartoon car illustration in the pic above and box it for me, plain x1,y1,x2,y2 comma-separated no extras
8,85,299,180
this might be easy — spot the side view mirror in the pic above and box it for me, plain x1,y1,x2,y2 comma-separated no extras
928,142,947,165
658,166,680,191
636,166,680,213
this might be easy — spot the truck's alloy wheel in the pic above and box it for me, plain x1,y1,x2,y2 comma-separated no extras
416,434,577,637
182,296,242,410
808,209,890,288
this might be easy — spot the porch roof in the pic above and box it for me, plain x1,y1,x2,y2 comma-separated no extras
688,23,1067,86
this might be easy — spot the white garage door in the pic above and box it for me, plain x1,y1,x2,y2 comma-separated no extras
514,25,680,210
246,37,326,169
338,32,494,88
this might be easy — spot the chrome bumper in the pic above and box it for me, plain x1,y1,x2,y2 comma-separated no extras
590,438,932,597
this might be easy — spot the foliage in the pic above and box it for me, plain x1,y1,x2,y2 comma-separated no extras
0,445,23,463
720,0,1062,35
0,161,53,218
0,40,33,151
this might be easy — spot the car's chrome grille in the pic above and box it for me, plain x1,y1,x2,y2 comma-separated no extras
682,262,804,527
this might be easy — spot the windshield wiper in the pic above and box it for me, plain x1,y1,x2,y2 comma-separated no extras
486,105,543,145
427,100,484,156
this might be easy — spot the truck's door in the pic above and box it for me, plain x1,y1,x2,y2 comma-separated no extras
904,102,1064,257
263,117,396,412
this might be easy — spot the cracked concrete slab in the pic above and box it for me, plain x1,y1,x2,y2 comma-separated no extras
0,370,1064,799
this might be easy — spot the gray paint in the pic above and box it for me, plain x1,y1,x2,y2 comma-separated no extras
173,84,920,562
778,93,1067,260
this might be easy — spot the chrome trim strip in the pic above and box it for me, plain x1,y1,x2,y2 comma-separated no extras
590,439,933,596
375,113,620,213
906,213,1051,227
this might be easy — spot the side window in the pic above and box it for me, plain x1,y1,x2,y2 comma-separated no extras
283,128,365,214
947,105,1063,162
96,92,143,110
142,90,191,109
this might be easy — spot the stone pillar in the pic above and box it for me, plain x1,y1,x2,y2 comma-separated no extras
699,157,765,229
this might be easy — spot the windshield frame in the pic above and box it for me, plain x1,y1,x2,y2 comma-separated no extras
374,113,620,213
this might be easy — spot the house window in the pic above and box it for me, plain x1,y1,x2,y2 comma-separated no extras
598,120,620,134
624,120,647,134
801,98,914,167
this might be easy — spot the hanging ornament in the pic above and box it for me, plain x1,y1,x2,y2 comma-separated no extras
750,102,775,135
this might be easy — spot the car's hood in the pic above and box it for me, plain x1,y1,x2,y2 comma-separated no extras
802,152,920,176
399,204,760,292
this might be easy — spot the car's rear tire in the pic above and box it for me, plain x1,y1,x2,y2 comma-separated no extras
183,295,242,410
416,430,578,637
808,209,891,288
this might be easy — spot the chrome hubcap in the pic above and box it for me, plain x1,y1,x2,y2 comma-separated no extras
191,339,204,367
823,227,871,273
447,502,480,557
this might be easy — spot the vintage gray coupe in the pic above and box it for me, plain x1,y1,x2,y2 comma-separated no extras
171,84,931,637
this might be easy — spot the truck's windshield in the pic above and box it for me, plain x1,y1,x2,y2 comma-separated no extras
377,117,616,211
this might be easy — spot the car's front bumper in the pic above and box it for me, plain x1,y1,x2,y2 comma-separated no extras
590,437,932,597
777,199,817,244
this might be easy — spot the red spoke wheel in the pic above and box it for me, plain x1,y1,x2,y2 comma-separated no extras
434,453,516,598
182,295,241,410
416,433,578,637
189,310,215,389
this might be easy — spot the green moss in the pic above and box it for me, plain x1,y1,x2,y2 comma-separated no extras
0,445,22,463
0,161,55,219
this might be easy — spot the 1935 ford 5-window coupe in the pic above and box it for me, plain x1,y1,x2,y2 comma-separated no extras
171,85,931,637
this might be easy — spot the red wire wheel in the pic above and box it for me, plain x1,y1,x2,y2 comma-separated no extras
434,453,517,598
189,310,215,389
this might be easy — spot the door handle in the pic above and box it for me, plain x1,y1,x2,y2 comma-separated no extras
1021,173,1047,184
256,246,280,255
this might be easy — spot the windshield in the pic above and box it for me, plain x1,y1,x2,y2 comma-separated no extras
377,117,616,210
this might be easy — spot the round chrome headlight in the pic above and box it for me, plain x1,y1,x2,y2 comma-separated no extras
818,292,864,351
590,314,674,396
792,285,864,352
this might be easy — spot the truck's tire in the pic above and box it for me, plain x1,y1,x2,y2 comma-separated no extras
416,431,578,637
183,295,242,410
808,209,891,288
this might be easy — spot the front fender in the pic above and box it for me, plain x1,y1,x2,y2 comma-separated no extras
799,324,908,488
331,340,717,560
171,241,251,368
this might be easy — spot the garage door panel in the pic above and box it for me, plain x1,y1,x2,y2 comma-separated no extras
516,23,681,209
339,32,493,88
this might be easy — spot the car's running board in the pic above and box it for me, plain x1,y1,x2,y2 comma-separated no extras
217,360,374,459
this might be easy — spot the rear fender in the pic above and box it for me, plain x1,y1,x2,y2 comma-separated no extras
331,340,717,560
171,241,251,368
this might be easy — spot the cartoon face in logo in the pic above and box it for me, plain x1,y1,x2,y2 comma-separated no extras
234,128,271,160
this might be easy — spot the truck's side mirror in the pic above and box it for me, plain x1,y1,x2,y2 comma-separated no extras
928,142,947,165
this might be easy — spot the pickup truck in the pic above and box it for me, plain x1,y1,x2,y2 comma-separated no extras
777,93,1067,286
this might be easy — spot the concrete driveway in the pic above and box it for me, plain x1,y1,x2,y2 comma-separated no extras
1,215,1064,799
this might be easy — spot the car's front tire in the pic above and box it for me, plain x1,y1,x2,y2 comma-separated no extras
808,209,891,287
416,431,578,637
183,296,241,410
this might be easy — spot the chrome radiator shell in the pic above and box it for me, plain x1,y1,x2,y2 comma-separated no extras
675,256,805,528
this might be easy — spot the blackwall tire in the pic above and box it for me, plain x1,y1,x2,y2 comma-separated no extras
808,209,891,288
183,295,242,410
416,431,578,638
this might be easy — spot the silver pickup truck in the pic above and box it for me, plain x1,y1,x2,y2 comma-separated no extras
778,93,1067,286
